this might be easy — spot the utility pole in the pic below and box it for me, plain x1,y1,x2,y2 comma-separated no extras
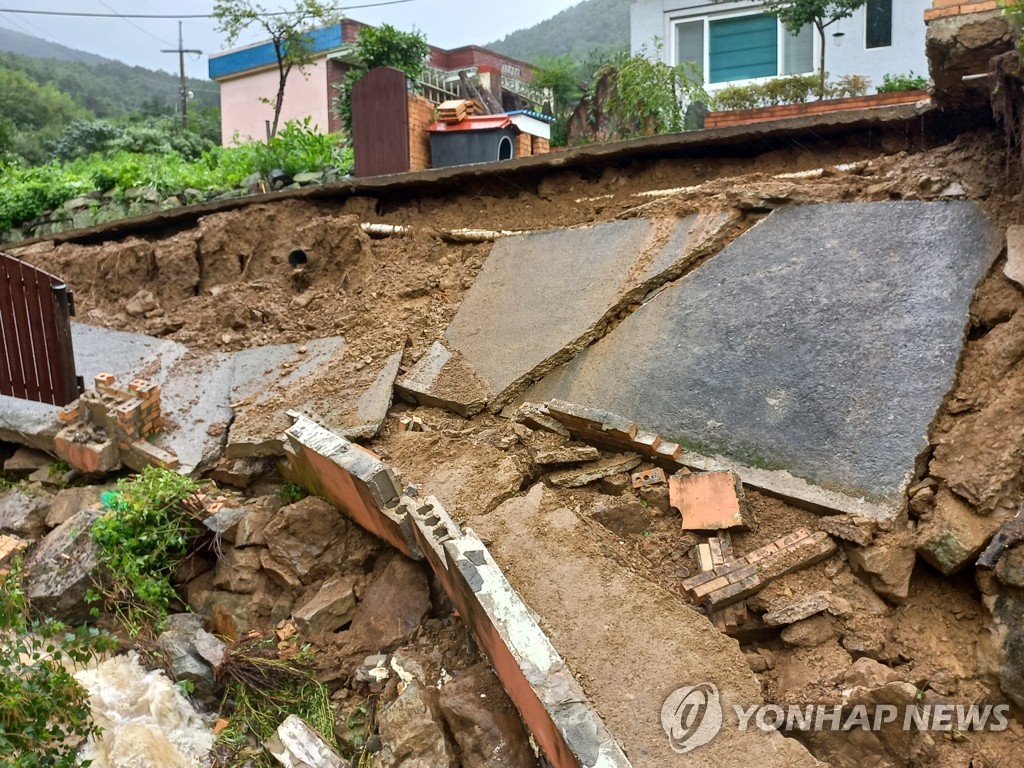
162,21,202,130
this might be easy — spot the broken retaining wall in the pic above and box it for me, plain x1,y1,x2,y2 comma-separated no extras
280,413,631,768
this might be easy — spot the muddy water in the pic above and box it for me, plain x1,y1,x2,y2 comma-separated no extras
74,652,213,767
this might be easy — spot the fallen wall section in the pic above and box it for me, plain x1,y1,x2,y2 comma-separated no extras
280,413,632,768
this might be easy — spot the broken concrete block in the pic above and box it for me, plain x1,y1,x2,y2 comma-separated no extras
510,403,569,438
209,456,275,488
780,615,836,648
547,454,641,488
45,485,105,529
265,714,345,768
763,592,835,626
598,472,631,496
669,470,753,531
530,443,600,466
916,490,1010,575
395,341,492,417
847,533,916,603
54,426,120,474
156,613,218,706
203,505,249,544
631,467,666,488
292,577,357,636
212,547,263,594
817,514,877,547
0,487,50,539
22,508,102,623
376,681,457,768
1005,225,1024,290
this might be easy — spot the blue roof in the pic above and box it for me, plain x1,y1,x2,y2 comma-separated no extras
506,109,556,124
209,24,343,80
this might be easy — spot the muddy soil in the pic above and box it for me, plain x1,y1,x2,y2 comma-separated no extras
11,126,1024,767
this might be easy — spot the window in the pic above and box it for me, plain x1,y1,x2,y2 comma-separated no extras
673,13,813,85
865,0,892,49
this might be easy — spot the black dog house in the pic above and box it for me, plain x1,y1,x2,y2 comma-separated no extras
427,115,519,169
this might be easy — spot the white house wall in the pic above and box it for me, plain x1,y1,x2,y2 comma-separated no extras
630,0,930,92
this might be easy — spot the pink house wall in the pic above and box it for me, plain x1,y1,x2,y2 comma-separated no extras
218,59,331,144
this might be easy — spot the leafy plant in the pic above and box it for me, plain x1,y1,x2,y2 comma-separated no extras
279,481,308,503
712,72,870,111
214,634,338,767
334,24,430,134
0,561,116,767
599,41,709,138
89,467,202,637
878,71,930,93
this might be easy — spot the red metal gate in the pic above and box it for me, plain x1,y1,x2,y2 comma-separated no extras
0,252,82,406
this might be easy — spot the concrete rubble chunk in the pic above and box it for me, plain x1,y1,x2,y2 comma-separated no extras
202,505,249,544
847,532,916,603
916,490,1010,575
843,657,904,690
209,456,275,488
156,613,219,705
530,443,600,466
817,514,878,547
598,472,631,496
1006,224,1024,290
670,470,753,531
0,488,50,539
510,402,569,437
763,592,836,626
437,662,539,768
45,485,105,529
780,615,836,648
3,447,52,476
22,508,102,624
212,546,263,594
376,681,457,768
265,714,345,768
292,576,357,636
547,454,642,488
395,341,492,417
526,202,999,518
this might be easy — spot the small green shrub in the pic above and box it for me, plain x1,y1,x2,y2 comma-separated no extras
279,482,308,503
877,72,930,93
89,467,201,636
712,73,871,111
0,561,116,767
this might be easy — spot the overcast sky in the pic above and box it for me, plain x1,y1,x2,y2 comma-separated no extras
0,0,583,79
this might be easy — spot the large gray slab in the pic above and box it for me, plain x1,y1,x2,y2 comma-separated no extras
525,201,998,512
401,213,735,413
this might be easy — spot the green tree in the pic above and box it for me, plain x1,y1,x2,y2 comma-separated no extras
760,0,867,97
333,24,430,133
600,43,708,139
214,0,339,139
533,55,584,145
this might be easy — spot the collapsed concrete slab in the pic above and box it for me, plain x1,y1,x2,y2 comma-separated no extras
526,202,998,517
400,212,736,413
227,340,402,458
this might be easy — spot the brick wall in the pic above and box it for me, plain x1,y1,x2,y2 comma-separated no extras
924,0,999,21
408,94,434,171
704,89,930,129
515,132,531,159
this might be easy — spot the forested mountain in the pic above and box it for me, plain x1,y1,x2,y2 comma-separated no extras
486,0,632,68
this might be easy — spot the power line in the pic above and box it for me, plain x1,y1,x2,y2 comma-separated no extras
94,0,175,47
0,1,416,19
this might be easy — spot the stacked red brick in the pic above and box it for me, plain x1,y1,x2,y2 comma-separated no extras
93,374,163,443
925,0,999,21
408,94,435,171
681,528,836,610
704,89,930,129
